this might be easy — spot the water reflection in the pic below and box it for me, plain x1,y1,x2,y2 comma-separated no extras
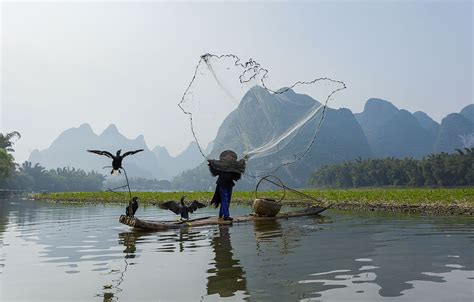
0,200,472,301
253,218,319,255
118,230,151,257
254,219,287,254
96,231,148,302
207,226,248,299
156,228,210,253
294,213,474,300
0,201,7,274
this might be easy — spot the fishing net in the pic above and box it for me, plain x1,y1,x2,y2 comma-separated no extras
179,53,346,178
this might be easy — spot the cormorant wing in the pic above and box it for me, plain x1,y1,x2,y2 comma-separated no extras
187,200,207,213
159,201,182,215
87,150,114,158
122,149,144,158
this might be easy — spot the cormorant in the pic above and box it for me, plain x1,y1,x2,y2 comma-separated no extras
87,149,144,174
160,196,206,220
126,196,139,217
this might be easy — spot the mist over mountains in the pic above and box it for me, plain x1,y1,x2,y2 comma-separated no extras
175,90,473,190
28,88,473,189
355,99,474,158
28,124,202,180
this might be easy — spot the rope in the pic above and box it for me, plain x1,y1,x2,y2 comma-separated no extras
121,167,132,200
255,174,322,204
105,188,127,197
102,167,132,200
255,175,286,202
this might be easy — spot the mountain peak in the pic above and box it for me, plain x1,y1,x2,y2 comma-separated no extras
364,98,398,113
79,123,93,132
249,85,267,92
413,111,431,119
435,113,474,152
49,123,97,148
100,124,120,137
461,104,474,111
413,110,438,125
244,85,269,98
460,104,474,123
276,87,296,95
153,145,171,158
134,134,145,142
413,111,440,137
181,140,200,154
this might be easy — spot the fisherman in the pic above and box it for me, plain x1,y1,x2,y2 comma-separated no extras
208,150,246,221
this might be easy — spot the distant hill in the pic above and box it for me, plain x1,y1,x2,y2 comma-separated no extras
173,87,373,190
29,124,159,178
152,141,204,179
434,113,474,152
460,104,474,123
413,111,440,139
174,93,472,190
28,91,473,188
355,99,434,158
28,124,202,180
356,100,474,157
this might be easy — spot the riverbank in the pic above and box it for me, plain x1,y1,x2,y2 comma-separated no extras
32,188,474,215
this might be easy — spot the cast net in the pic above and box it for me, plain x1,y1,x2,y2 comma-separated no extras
179,53,346,178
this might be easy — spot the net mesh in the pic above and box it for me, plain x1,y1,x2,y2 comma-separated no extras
179,53,346,178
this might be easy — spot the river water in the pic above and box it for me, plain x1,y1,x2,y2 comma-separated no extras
0,199,473,301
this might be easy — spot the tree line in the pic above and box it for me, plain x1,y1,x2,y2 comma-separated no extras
1,131,173,192
309,148,474,188
0,132,105,192
3,162,106,192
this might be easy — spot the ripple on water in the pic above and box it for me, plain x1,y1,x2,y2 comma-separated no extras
310,270,351,277
355,258,372,262
359,266,379,271
445,264,465,269
1,201,473,302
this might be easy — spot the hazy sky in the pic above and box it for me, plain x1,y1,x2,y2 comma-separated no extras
1,0,472,162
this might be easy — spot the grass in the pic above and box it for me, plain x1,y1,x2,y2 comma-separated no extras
301,188,474,206
34,187,474,209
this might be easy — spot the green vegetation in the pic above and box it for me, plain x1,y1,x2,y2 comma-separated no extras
0,131,21,152
0,149,16,181
0,132,21,182
310,148,474,188
34,188,474,213
1,130,105,192
302,187,473,205
5,162,105,192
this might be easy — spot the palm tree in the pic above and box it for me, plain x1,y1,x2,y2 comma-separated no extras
0,131,21,153
0,149,15,180
19,161,46,178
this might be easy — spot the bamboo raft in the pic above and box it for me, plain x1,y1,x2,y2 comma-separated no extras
119,206,326,231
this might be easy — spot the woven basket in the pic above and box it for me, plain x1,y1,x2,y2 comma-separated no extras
253,198,282,217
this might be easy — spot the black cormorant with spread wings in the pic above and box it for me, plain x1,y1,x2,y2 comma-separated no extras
87,149,144,174
160,196,206,220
